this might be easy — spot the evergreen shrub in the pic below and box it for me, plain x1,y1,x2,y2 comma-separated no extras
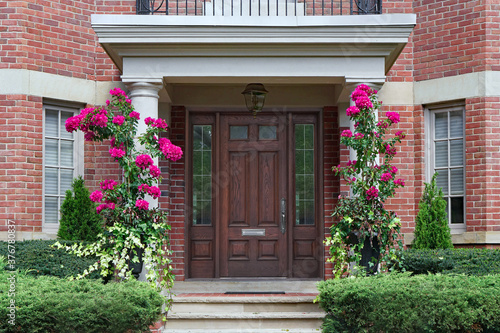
413,172,453,249
0,240,100,279
317,273,500,333
57,176,103,242
0,262,163,333
399,248,500,276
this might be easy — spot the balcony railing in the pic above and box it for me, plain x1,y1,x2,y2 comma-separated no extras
136,0,381,16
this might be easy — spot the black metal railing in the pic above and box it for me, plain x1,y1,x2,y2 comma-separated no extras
136,0,381,16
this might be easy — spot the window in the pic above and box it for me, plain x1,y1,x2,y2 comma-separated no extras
428,104,465,232
295,124,315,225
192,125,212,225
43,103,82,231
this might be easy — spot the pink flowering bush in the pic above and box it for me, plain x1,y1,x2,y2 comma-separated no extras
57,87,183,314
327,84,405,278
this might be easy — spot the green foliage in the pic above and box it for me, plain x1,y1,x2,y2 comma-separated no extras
58,176,104,242
317,273,500,333
61,88,182,314
398,248,500,276
413,173,453,249
0,240,100,279
0,266,163,333
327,85,405,277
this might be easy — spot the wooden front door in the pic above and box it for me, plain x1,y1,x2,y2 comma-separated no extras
188,112,322,279
219,114,287,277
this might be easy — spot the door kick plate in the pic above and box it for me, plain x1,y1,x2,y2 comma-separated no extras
241,229,266,236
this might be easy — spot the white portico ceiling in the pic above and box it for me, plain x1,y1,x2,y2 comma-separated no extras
91,14,415,85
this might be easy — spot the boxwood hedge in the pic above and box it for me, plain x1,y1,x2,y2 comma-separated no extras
0,240,101,279
317,273,500,333
0,267,163,333
399,248,500,276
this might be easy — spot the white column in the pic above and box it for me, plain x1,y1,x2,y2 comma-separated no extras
124,80,164,209
125,81,163,135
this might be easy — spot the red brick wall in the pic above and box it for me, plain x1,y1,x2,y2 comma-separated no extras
465,97,500,233
412,0,500,81
0,0,134,80
83,139,122,192
161,106,187,281
0,95,44,233
382,105,420,235
323,106,340,280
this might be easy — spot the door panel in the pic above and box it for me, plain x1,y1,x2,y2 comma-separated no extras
220,114,287,277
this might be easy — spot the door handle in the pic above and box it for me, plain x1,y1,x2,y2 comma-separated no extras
280,198,286,234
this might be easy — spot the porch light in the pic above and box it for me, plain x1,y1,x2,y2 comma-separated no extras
241,83,268,117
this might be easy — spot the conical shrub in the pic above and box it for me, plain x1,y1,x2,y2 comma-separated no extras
413,173,453,249
57,176,103,241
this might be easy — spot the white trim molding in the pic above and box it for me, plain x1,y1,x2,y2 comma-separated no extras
91,14,416,82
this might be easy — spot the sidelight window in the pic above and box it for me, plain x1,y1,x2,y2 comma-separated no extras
192,125,213,225
295,124,315,225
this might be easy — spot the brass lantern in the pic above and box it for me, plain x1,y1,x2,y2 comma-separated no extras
241,83,268,117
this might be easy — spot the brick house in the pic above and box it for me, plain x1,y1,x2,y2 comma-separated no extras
1,0,499,282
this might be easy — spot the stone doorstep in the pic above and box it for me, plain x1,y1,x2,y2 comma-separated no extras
163,329,322,333
171,280,321,294
168,312,325,319
163,292,325,332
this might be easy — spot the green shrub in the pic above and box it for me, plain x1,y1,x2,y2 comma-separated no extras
0,240,101,279
317,273,500,333
0,268,163,333
413,173,453,249
399,248,500,276
58,176,103,242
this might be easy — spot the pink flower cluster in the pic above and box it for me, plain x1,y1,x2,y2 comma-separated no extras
138,184,161,199
355,84,377,95
386,112,400,124
385,145,397,156
65,107,108,134
159,138,183,162
109,147,126,158
354,95,373,110
390,166,398,174
346,106,361,117
110,87,128,98
90,190,103,203
354,133,364,140
129,111,140,120
347,177,356,184
149,165,161,178
145,117,168,129
347,160,357,167
97,202,115,213
90,109,108,128
366,186,379,200
395,131,406,139
394,178,405,186
351,86,374,110
136,154,154,170
135,199,149,210
381,172,393,182
341,129,353,138
113,115,125,126
100,179,118,191
377,120,389,129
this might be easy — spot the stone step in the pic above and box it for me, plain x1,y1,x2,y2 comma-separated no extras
164,294,324,331
171,295,321,313
165,314,323,330
164,329,322,333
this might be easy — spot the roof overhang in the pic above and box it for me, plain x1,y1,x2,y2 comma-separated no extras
91,14,415,85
